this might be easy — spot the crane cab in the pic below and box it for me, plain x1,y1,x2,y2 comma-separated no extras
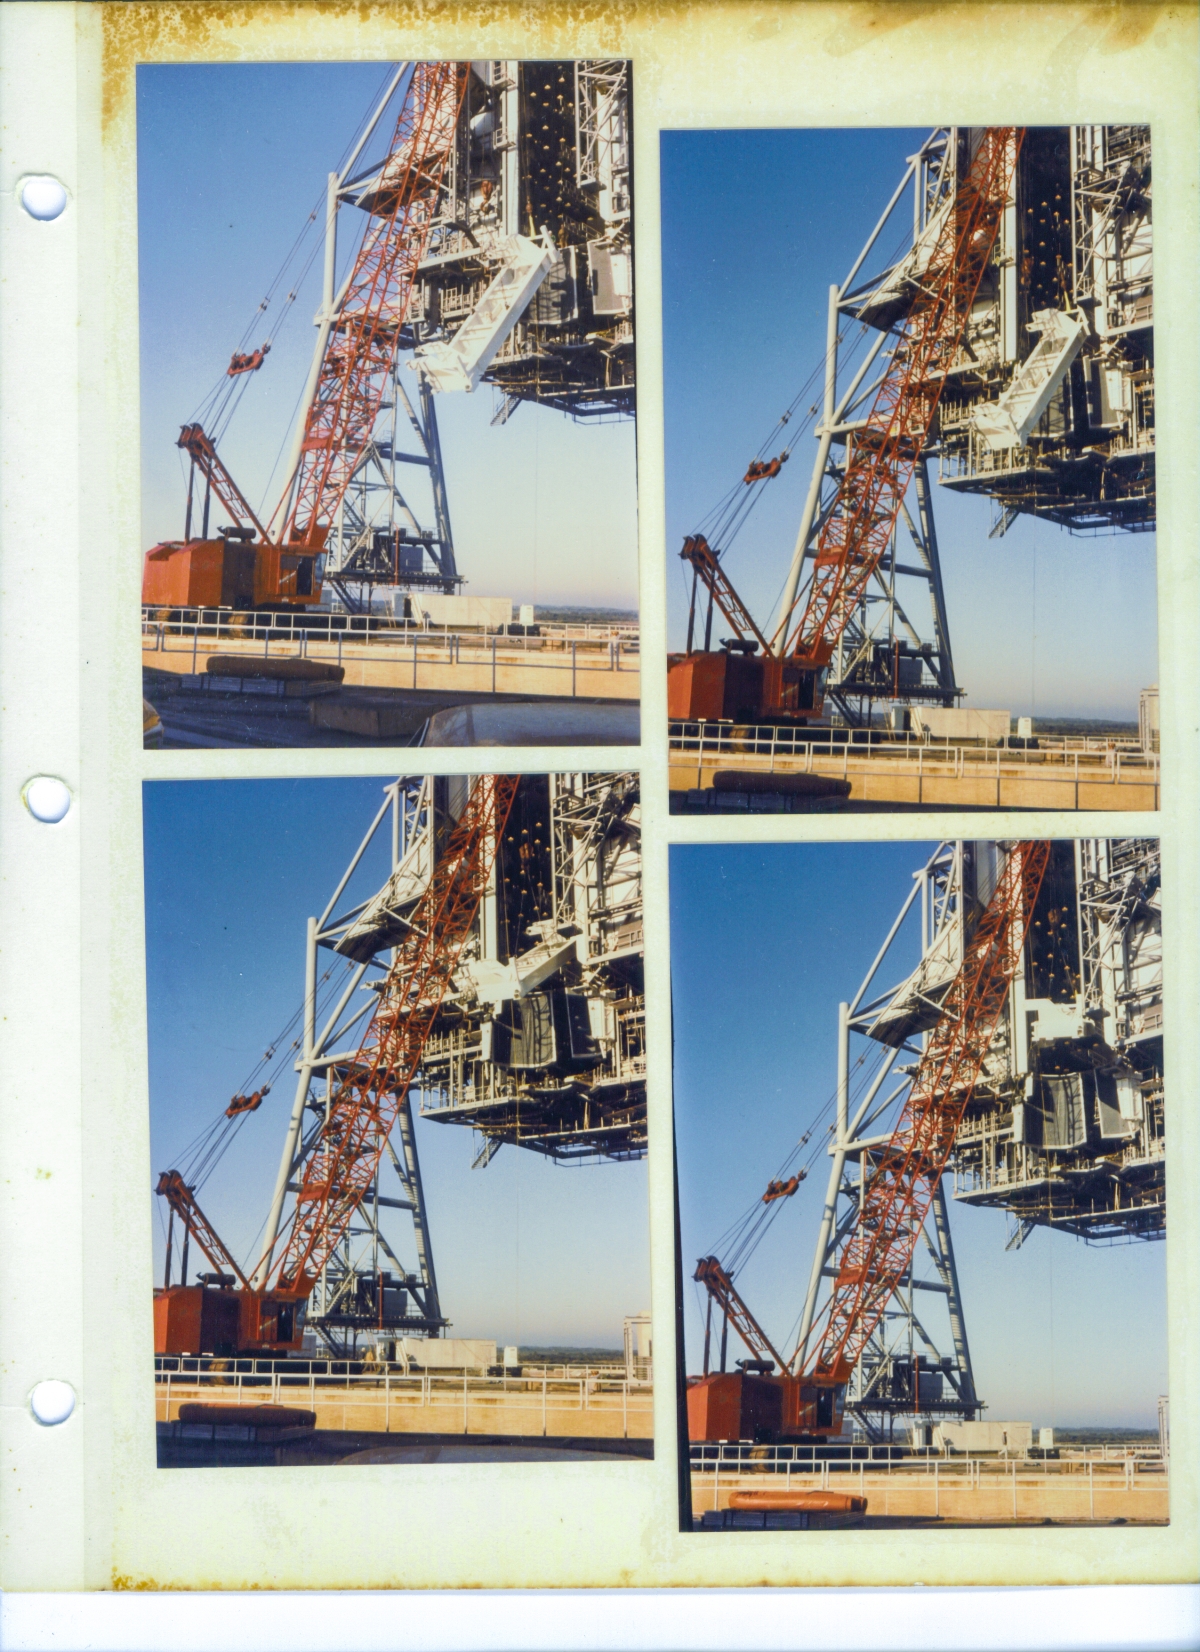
142,536,324,611
686,1370,845,1444
153,1283,308,1358
667,650,827,724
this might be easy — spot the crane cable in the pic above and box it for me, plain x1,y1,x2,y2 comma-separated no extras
681,215,919,628
166,953,368,1196
706,1034,900,1285
183,62,408,458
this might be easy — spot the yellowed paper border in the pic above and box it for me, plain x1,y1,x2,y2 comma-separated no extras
0,0,1194,1594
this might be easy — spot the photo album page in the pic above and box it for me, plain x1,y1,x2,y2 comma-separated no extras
0,0,1196,1635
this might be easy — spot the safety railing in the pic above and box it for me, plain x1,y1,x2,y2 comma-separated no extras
155,1363,653,1438
155,1353,647,1381
689,1443,1168,1520
669,720,1159,800
143,606,639,649
145,620,638,696
670,719,1151,764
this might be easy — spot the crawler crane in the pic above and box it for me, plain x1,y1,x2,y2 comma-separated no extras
154,774,517,1357
142,63,468,615
668,127,1024,727
687,839,1048,1443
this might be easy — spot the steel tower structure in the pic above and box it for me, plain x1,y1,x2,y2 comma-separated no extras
417,770,645,1164
245,769,643,1355
777,124,1153,724
302,59,635,607
794,836,1163,1441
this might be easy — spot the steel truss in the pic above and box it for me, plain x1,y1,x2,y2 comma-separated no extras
411,60,634,422
264,65,464,613
251,776,511,1354
772,129,984,724
795,836,1164,1434
776,125,1153,727
951,837,1165,1242
252,771,644,1352
418,771,646,1163
935,125,1153,533
792,843,989,1441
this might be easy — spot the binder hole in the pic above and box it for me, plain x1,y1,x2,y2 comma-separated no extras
30,1380,75,1426
20,176,68,221
23,777,71,823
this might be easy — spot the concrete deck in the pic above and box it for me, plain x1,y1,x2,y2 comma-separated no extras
691,1465,1168,1524
144,627,639,702
157,1376,653,1440
669,747,1159,812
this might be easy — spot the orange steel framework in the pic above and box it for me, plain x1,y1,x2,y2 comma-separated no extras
689,839,1049,1440
672,127,1024,724
783,129,1024,684
279,61,468,555
804,839,1050,1386
259,773,519,1299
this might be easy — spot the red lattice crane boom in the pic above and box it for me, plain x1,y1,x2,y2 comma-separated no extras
804,839,1049,1389
279,62,467,553
260,773,518,1297
688,839,1048,1444
143,63,468,612
669,128,1024,725
782,129,1024,681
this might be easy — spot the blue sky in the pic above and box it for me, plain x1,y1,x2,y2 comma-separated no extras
136,64,639,611
670,841,1167,1428
660,129,1159,721
143,779,651,1348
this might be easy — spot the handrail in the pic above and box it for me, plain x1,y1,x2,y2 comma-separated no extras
142,605,638,648
668,719,1158,777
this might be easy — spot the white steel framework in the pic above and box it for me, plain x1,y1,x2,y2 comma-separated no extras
794,836,1163,1440
777,125,1153,726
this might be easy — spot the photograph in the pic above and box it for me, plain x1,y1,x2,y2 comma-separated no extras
138,60,639,750
144,771,650,1466
663,126,1158,812
671,837,1167,1530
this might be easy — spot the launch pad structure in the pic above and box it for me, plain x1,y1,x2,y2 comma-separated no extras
669,124,1155,787
312,58,634,610
156,772,645,1361
691,837,1164,1448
